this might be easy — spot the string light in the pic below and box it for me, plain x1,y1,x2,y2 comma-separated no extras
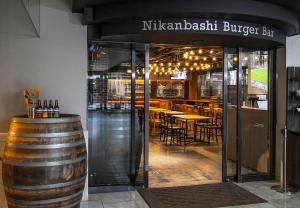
203,57,207,61
210,50,214,54
213,57,216,61
233,57,238,62
198,49,202,54
183,52,189,59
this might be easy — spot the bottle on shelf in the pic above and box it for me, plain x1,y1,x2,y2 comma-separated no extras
36,100,42,118
42,100,48,118
48,100,54,118
53,100,60,118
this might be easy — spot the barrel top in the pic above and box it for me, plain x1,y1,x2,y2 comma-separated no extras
12,114,81,124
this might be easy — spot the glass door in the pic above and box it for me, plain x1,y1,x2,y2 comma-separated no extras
87,42,149,188
223,48,239,181
223,48,275,182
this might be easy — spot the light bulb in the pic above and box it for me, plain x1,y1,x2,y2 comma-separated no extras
198,49,202,54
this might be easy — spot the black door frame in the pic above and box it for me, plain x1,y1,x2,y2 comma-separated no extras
129,43,150,188
222,47,277,183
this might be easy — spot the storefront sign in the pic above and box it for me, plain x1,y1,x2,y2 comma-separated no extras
140,18,284,41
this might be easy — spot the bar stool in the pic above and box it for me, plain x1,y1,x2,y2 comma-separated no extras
164,115,185,145
203,112,223,144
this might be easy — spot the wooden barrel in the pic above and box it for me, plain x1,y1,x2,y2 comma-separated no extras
2,114,87,208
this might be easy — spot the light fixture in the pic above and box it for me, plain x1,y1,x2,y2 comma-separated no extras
195,56,199,60
198,49,203,54
185,62,189,66
183,52,189,59
210,50,214,54
194,63,198,66
203,57,207,61
190,50,195,55
213,57,216,61
160,63,164,66
168,62,172,66
244,57,248,61
189,56,193,60
233,57,238,62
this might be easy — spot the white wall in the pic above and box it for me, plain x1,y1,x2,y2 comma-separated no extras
287,34,300,66
0,0,87,131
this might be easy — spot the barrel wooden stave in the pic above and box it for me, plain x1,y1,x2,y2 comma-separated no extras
2,115,87,208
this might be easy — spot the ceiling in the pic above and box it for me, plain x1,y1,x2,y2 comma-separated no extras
72,0,300,22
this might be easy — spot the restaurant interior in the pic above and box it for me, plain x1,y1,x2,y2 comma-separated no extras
87,42,271,188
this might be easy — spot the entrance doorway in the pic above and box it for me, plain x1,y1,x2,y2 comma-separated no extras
147,44,223,188
87,41,275,189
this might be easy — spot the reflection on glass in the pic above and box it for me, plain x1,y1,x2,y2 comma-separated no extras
240,50,270,175
87,42,132,186
226,51,238,177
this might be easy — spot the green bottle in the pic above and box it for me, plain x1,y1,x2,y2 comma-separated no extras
53,100,60,118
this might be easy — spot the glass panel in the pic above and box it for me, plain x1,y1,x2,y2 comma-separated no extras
133,45,146,185
240,50,271,175
87,42,132,186
225,49,238,177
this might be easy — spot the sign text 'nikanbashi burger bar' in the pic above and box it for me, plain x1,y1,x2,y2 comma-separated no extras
141,19,276,38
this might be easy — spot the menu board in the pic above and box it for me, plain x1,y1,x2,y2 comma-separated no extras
154,80,185,98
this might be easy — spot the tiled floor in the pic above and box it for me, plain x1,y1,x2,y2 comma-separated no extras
149,135,222,187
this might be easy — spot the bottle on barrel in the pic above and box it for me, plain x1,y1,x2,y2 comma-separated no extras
42,100,48,118
48,100,54,118
53,100,60,118
36,100,42,118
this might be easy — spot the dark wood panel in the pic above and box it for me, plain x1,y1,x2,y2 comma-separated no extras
287,131,300,188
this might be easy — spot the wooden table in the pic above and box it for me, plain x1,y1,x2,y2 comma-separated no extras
163,110,185,115
172,114,210,144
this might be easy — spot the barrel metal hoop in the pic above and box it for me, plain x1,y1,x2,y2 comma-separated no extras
4,175,86,190
3,156,87,167
12,115,81,124
6,140,86,149
6,190,83,205
9,130,83,138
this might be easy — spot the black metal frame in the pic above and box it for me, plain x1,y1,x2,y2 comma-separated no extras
144,44,150,188
130,43,137,186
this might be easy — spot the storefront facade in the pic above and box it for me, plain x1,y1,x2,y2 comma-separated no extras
72,0,300,190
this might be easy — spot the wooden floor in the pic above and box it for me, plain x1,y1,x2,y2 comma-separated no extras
149,135,222,188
